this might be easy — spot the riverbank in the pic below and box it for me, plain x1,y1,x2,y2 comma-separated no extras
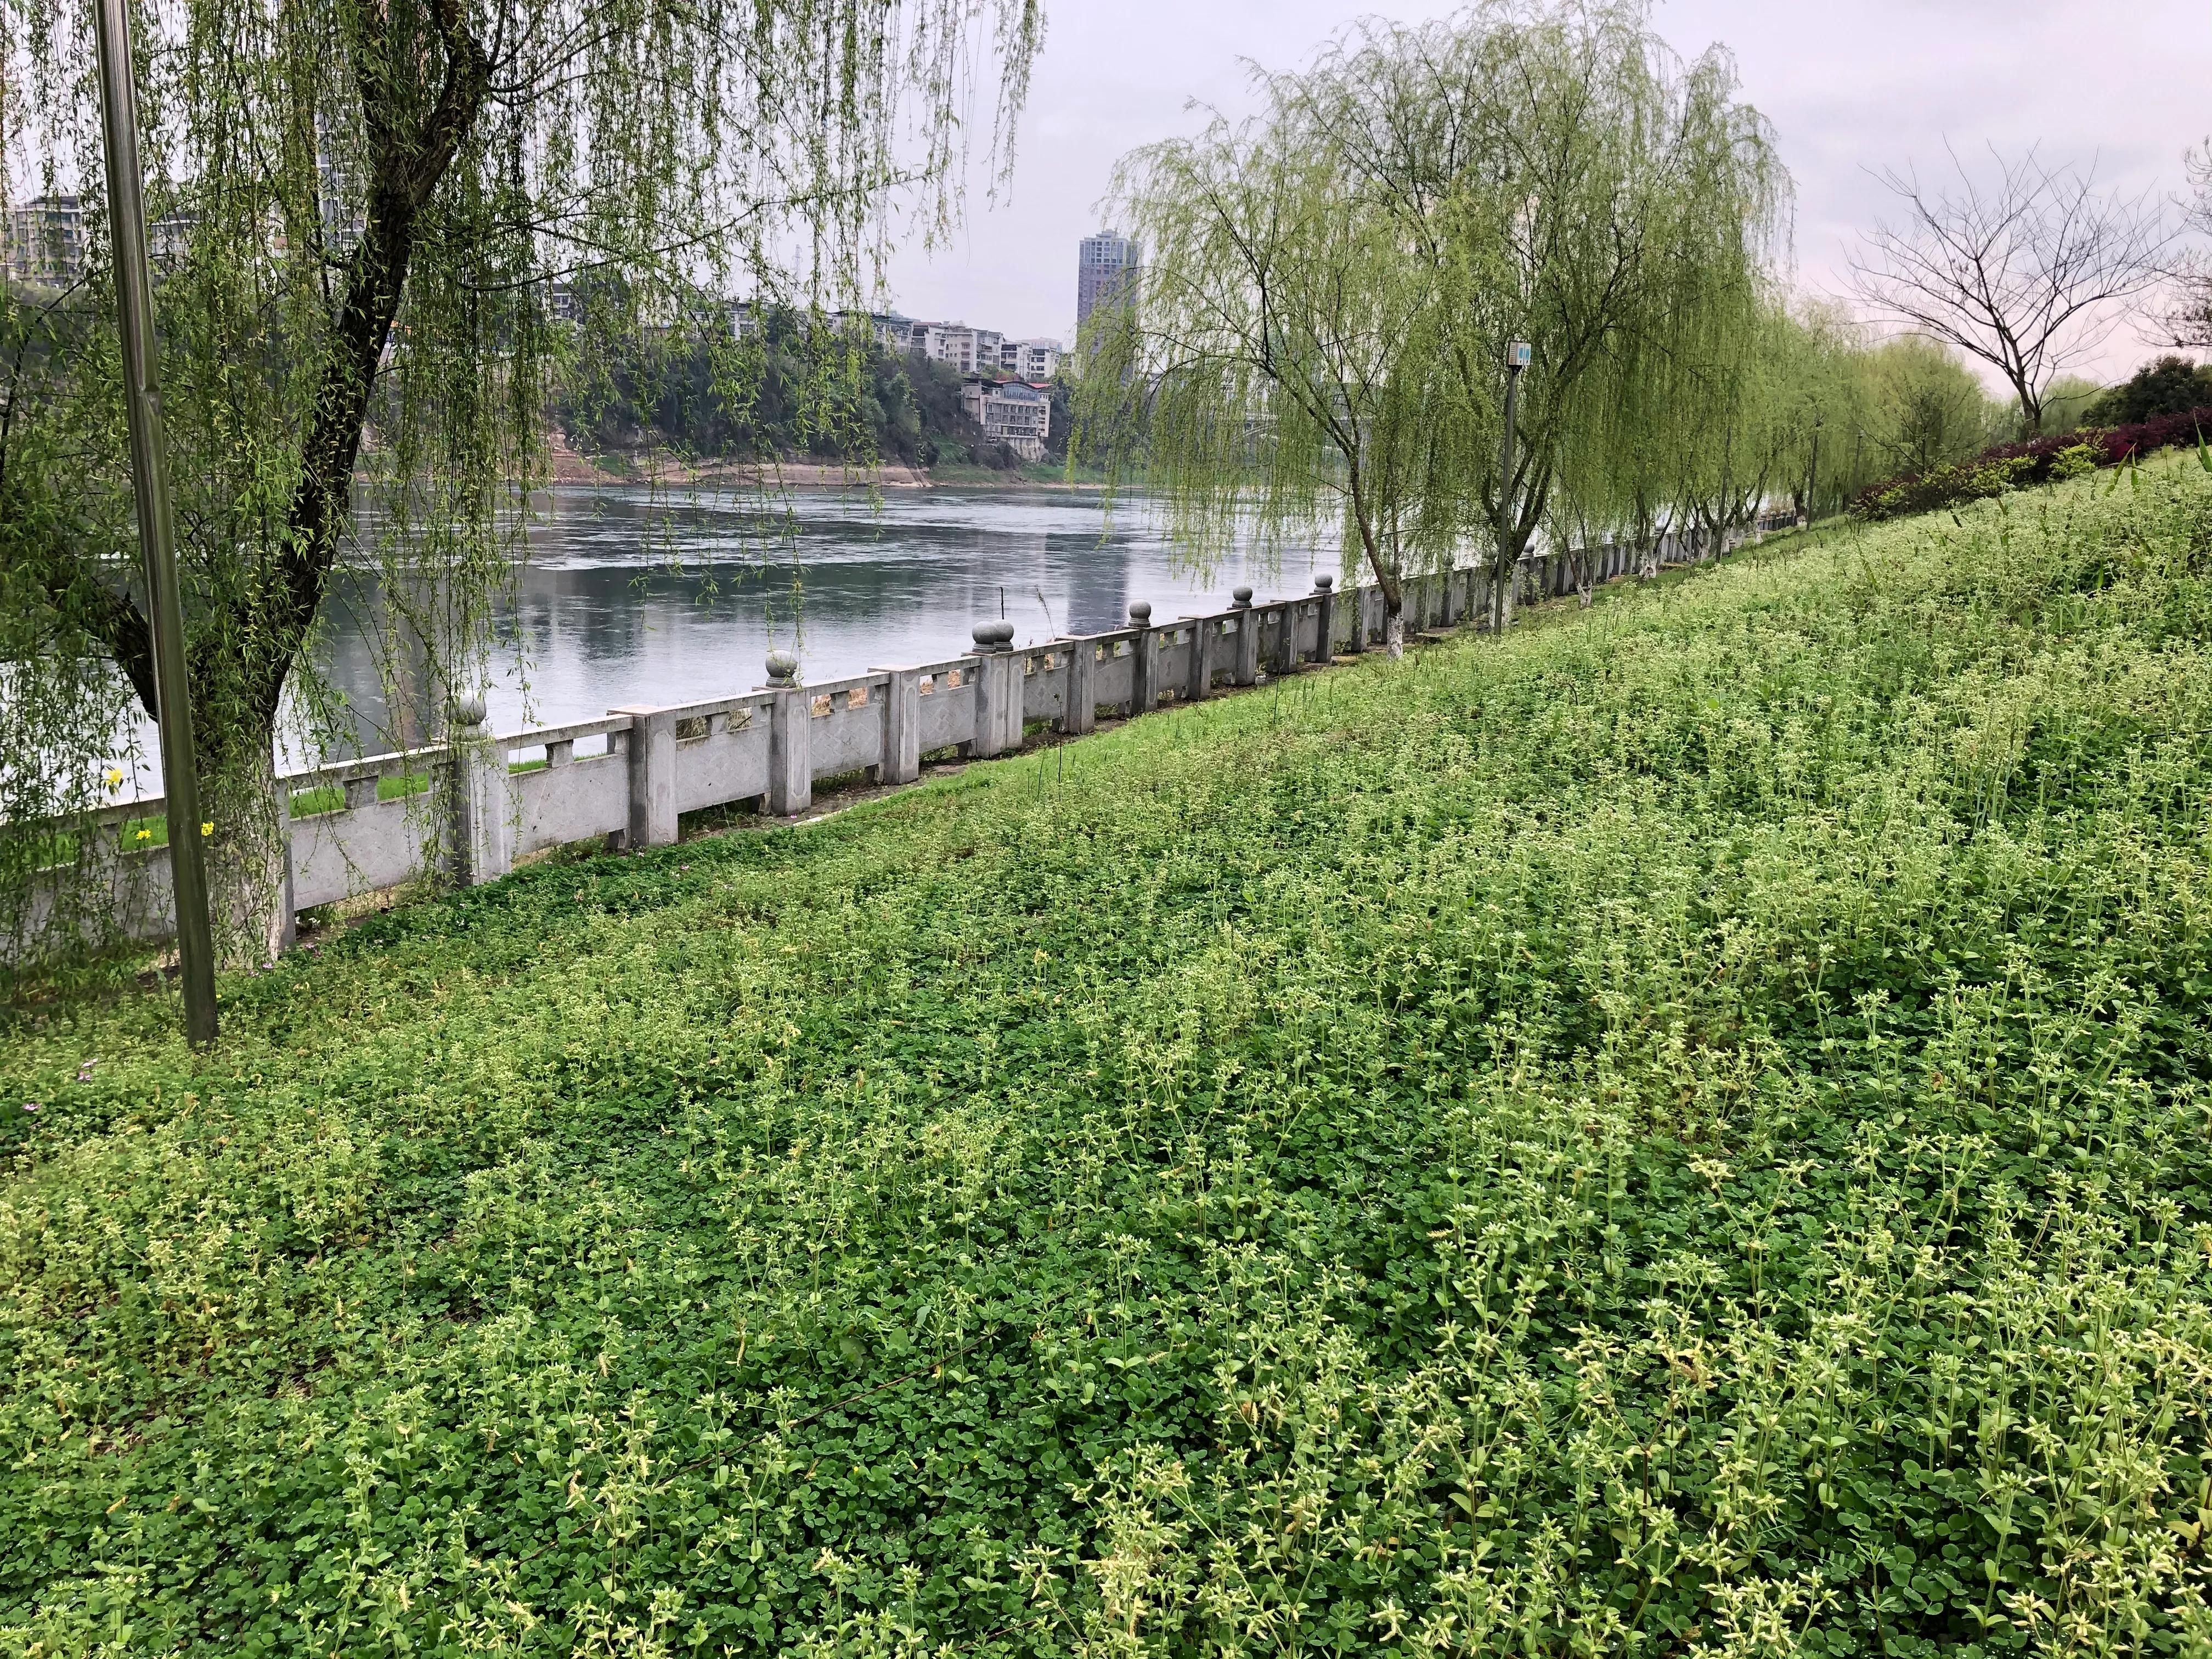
4,460,2209,1654
545,431,1107,491
546,431,933,489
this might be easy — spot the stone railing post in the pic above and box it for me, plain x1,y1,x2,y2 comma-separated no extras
1128,601,1157,714
1063,636,1096,734
1273,598,1299,677
764,651,811,816
1187,616,1215,702
875,666,922,785
1312,574,1335,663
970,621,1018,757
449,694,515,883
270,778,298,951
610,699,677,849
1230,587,1259,686
998,640,1027,754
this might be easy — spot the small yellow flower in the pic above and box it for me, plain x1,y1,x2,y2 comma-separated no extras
135,829,151,842
104,768,124,791
200,821,213,837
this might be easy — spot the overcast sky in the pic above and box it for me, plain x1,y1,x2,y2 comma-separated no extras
885,0,2211,385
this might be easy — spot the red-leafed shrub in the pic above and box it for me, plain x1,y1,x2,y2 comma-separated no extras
1850,406,2212,521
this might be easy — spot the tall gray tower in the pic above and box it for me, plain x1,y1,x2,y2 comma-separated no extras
1076,230,1141,327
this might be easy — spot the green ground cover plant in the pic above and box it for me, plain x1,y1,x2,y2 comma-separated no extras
3,460,2211,1657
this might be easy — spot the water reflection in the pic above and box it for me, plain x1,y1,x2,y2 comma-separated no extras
322,484,1314,752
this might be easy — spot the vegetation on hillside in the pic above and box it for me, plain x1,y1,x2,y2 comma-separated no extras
552,304,1073,473
2085,357,2212,428
1852,402,2212,522
4,458,2210,1655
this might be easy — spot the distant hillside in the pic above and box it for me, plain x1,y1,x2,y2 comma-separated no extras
551,312,1072,477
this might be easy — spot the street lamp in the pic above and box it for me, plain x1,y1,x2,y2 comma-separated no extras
94,0,218,1044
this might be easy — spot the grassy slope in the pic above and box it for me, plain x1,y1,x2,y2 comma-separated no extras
3,464,2211,1657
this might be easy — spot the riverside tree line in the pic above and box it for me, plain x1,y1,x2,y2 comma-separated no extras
1071,6,2189,655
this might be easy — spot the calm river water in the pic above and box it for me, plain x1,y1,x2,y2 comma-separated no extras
375,483,1314,741
103,486,1325,788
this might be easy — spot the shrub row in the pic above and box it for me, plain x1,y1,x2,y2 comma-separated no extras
1851,402,2212,520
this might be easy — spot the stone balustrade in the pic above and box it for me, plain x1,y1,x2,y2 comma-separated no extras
16,521,1787,956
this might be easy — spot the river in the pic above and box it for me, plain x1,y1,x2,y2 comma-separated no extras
111,484,1327,790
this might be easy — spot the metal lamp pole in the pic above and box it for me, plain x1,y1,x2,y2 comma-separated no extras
1807,414,1824,527
1494,340,1531,632
93,0,218,1045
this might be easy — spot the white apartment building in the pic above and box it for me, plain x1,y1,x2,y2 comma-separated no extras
961,378,1051,461
1,195,193,285
1000,338,1061,380
713,304,919,349
825,309,915,351
912,322,955,366
913,322,1002,375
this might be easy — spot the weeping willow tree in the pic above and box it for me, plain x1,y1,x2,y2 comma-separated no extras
1670,303,1850,551
1,0,1039,969
1081,0,1784,649
1075,113,1472,655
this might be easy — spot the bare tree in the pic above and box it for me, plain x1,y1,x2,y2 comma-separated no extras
2164,143,2212,349
1850,146,2172,434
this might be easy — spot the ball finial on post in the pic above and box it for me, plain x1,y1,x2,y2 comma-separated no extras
764,650,799,687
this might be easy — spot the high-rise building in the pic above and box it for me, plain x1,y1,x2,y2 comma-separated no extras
1076,231,1141,328
315,117,366,253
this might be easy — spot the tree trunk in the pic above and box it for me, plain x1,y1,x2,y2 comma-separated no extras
201,733,291,969
1383,607,1405,657
24,2,489,974
1488,541,1521,636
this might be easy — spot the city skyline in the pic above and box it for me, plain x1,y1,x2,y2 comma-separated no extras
18,3,2205,388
